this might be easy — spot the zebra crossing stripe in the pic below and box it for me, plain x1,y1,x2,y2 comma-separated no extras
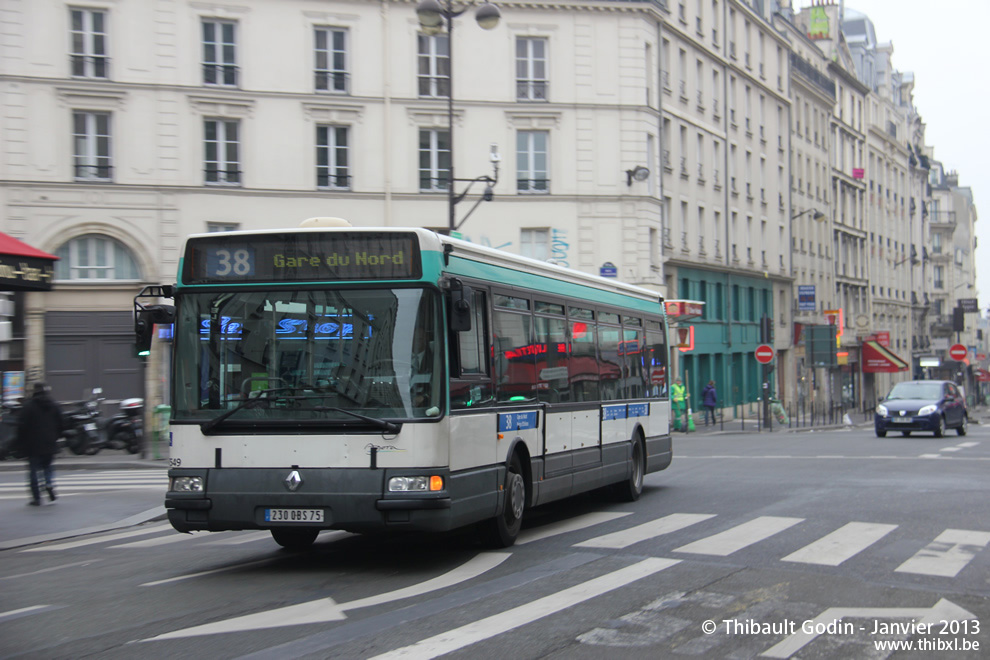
368,557,680,660
574,513,716,549
895,529,990,577
781,522,897,566
516,511,631,545
673,516,804,556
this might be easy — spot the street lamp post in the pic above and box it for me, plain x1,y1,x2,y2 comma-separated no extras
416,0,501,234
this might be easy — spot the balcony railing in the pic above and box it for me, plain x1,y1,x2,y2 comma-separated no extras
316,71,350,93
203,63,239,87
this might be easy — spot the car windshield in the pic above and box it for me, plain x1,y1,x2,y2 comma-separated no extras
172,287,443,424
885,382,942,400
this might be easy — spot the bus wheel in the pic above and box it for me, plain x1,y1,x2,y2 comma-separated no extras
271,528,319,550
612,437,644,502
481,454,526,548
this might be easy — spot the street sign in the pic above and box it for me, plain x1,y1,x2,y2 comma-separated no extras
755,344,775,364
949,343,968,361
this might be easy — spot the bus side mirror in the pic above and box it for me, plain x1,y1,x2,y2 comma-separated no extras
135,304,175,356
449,283,473,333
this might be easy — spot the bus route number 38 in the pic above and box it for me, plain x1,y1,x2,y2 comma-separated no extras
208,248,255,278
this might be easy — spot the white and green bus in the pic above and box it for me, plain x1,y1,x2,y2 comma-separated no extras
137,221,671,549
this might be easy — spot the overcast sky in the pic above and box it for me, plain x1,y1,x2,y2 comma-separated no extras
835,0,990,313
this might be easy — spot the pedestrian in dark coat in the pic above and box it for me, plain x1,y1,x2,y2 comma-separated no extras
702,380,718,426
18,382,63,506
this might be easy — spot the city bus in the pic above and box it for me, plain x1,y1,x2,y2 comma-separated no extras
135,219,672,549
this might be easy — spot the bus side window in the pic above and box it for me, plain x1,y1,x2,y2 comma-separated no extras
494,308,536,402
645,322,668,398
451,290,493,409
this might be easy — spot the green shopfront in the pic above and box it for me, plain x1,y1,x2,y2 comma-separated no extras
671,267,776,412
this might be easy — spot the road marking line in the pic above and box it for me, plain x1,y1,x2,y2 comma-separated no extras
674,516,804,556
141,552,512,640
895,529,990,577
0,605,51,622
781,522,897,566
939,447,962,452
516,511,631,545
957,442,979,448
575,513,716,549
141,558,275,587
368,557,680,660
20,523,174,552
110,532,195,549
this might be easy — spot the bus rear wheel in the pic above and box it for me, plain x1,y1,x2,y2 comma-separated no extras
481,453,526,548
271,528,319,550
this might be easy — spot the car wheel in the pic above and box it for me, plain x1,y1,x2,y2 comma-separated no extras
933,415,945,438
956,415,968,436
901,431,911,437
875,429,886,438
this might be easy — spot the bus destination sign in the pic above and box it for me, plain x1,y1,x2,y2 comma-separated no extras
183,232,422,284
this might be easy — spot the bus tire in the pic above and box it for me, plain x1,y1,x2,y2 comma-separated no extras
612,436,645,502
271,528,319,550
481,453,526,548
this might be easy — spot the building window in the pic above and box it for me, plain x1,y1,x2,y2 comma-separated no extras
70,8,108,78
933,265,944,289
517,130,548,193
419,129,450,192
54,234,140,281
417,34,450,98
206,222,240,232
204,119,241,185
516,37,548,101
315,27,348,93
202,20,238,86
316,125,350,189
520,229,549,261
73,111,112,181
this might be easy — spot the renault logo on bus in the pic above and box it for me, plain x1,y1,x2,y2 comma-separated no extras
284,470,303,491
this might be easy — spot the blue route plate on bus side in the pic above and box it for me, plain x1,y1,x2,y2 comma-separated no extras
264,508,324,523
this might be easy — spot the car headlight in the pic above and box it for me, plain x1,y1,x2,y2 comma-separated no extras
170,476,204,492
918,405,937,416
876,404,888,416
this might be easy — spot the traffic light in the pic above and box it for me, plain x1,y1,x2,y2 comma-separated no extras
134,304,175,356
953,306,964,332
760,315,773,343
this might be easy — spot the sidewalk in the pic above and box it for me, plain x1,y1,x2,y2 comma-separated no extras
0,451,168,551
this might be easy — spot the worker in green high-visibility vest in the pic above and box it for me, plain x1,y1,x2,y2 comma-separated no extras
671,377,687,431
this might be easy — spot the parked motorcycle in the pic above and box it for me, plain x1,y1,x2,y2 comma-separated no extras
105,398,144,454
61,388,104,455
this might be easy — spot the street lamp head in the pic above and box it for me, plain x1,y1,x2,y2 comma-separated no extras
626,165,650,186
812,210,825,221
416,0,444,28
475,2,501,29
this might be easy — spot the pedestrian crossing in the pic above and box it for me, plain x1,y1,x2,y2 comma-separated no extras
0,470,166,500
18,506,990,582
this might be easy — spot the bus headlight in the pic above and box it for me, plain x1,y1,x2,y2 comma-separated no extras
388,476,444,492
170,476,204,492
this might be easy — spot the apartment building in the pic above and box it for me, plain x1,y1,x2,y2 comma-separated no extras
662,0,794,410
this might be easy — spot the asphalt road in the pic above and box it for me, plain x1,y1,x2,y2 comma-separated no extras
1,423,988,659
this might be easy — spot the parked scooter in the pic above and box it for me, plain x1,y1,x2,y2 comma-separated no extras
61,388,105,455
105,398,144,454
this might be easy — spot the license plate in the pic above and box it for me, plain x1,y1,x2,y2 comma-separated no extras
891,417,911,423
265,508,323,523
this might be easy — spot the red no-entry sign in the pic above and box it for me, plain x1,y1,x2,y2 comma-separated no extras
949,343,968,361
755,344,775,364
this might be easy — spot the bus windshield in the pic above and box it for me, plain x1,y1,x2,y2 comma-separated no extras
172,287,443,424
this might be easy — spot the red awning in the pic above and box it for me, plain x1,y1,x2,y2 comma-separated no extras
862,340,909,373
0,232,58,291
976,368,990,383
665,299,705,322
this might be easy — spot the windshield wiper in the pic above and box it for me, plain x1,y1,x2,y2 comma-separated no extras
200,387,296,435
314,406,400,434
